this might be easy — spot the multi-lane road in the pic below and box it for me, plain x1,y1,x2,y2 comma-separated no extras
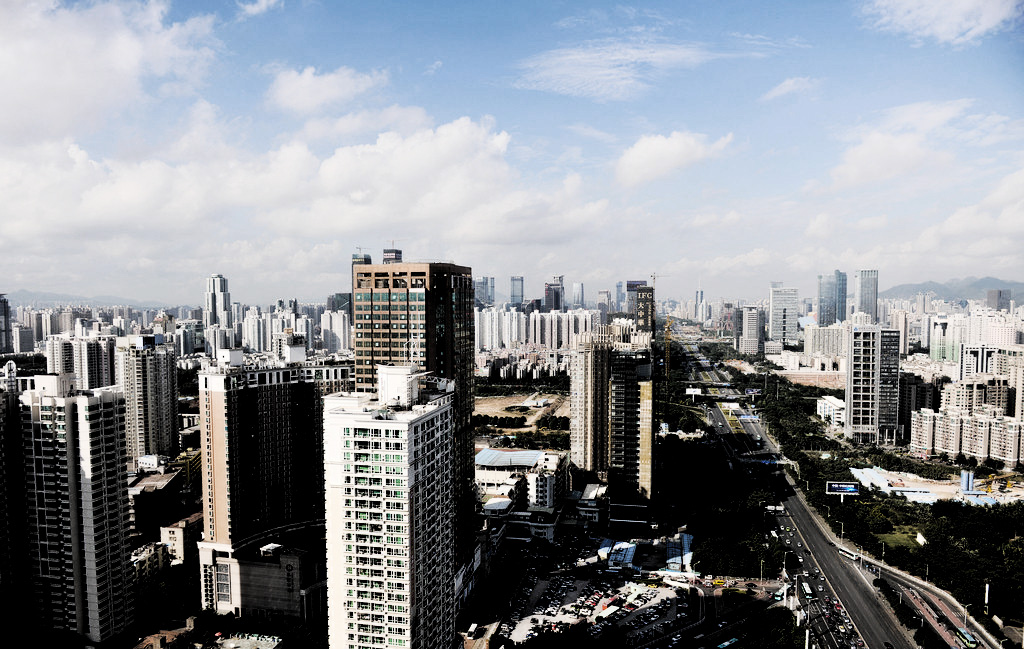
684,341,999,648
683,342,915,649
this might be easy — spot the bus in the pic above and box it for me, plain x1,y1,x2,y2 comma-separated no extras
773,586,785,601
955,627,978,648
717,639,739,648
801,582,813,599
837,547,860,562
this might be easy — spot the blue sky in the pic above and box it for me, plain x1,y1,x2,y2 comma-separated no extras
1,0,1022,305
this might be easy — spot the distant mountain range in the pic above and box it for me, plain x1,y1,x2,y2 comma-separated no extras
3,289,172,309
879,277,1024,301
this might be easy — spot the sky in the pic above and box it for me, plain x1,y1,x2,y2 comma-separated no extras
1,0,1022,306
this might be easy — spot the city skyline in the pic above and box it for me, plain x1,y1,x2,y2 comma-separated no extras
1,1,1021,304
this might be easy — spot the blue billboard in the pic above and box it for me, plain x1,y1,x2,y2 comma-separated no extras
825,482,860,495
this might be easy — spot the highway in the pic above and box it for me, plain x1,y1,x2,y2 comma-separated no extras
708,399,914,649
686,343,915,649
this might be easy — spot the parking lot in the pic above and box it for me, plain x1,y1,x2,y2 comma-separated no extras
499,571,695,645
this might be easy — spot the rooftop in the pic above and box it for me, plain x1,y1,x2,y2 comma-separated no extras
475,448,544,468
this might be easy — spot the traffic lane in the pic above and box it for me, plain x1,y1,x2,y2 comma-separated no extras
784,492,912,649
889,581,962,649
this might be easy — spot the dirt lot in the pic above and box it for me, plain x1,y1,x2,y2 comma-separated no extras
474,393,568,427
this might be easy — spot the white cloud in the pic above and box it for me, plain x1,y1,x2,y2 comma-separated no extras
855,214,889,229
760,76,818,101
567,123,618,143
830,131,950,188
296,105,433,142
827,100,981,189
862,0,1024,45
424,60,443,76
804,213,835,239
515,39,719,101
266,65,388,115
0,111,625,301
616,131,732,187
0,1,216,143
889,166,1024,273
237,0,282,19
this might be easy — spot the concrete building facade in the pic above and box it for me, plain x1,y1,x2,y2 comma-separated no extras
324,366,456,649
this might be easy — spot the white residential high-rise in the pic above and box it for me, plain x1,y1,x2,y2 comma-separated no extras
324,365,455,649
44,335,117,390
321,310,351,352
854,269,879,323
115,334,178,472
19,375,133,642
204,273,232,329
768,282,799,345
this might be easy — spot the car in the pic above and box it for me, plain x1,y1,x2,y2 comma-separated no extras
817,585,824,591
883,643,894,649
745,583,756,589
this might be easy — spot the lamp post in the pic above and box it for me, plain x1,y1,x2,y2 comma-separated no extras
760,559,764,587
841,521,845,548
824,504,831,518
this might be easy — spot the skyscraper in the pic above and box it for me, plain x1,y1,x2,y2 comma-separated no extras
734,306,764,355
544,276,565,312
19,376,133,642
572,282,585,309
324,366,455,649
115,334,178,472
204,274,232,329
510,275,524,307
351,261,476,569
0,293,11,353
987,289,1011,311
845,325,900,445
383,248,403,264
854,269,879,323
570,327,653,495
608,348,654,496
473,276,495,307
817,273,837,326
351,253,372,321
197,359,350,616
768,282,799,345
615,281,624,312
635,285,655,332
834,270,848,324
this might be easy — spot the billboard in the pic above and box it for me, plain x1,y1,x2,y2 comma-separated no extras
825,481,860,495
685,388,702,395
745,389,762,395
